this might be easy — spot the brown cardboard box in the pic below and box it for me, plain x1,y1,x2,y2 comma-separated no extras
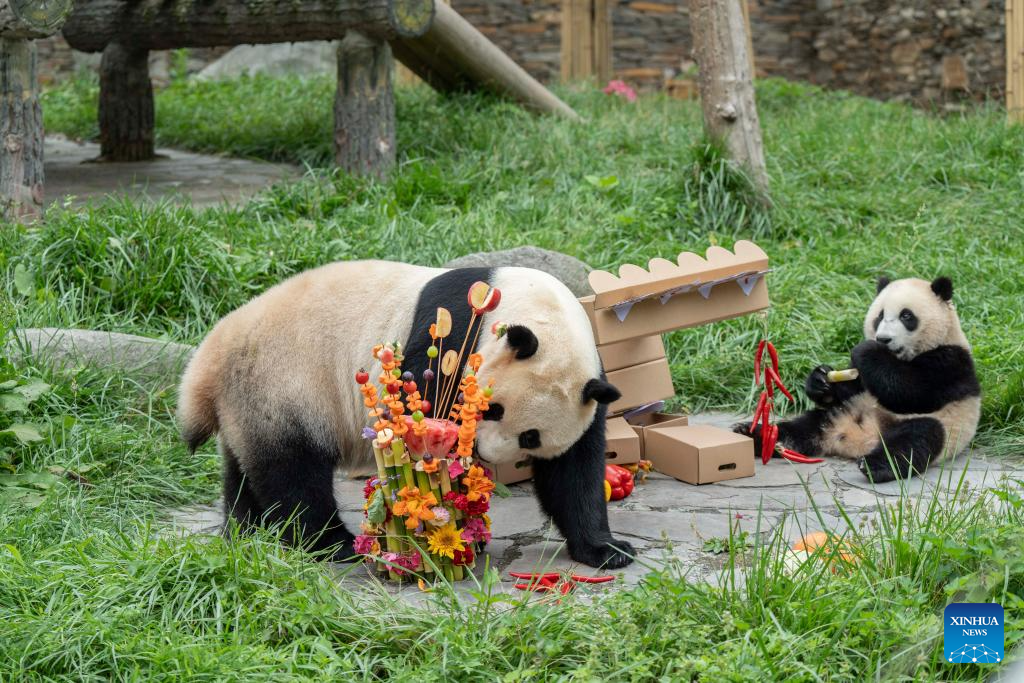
604,416,641,465
480,457,533,485
581,278,769,345
605,357,675,415
579,241,771,345
597,335,666,373
626,412,689,453
644,425,754,484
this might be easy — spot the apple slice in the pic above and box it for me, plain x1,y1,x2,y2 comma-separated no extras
435,307,452,338
468,281,500,313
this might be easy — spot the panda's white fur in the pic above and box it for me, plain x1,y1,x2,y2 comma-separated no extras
178,262,602,470
178,260,633,567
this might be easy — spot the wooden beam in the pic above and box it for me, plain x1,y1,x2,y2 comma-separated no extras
391,2,579,119
62,0,434,53
1009,0,1024,123
687,0,769,194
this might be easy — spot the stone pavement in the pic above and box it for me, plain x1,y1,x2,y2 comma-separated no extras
44,136,298,209
169,413,1021,601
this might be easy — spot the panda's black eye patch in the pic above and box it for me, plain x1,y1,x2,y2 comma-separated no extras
518,429,541,450
899,308,918,331
873,311,883,330
483,403,504,421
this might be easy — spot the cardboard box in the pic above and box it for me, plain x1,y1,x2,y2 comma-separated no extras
644,425,754,484
597,335,666,373
625,411,689,453
581,279,769,346
579,241,771,345
480,457,533,485
604,416,641,465
605,357,675,415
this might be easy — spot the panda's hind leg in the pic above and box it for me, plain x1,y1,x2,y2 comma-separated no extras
239,434,357,563
222,443,262,530
858,417,944,483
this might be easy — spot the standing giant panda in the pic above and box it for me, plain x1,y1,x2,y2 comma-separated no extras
177,261,635,568
737,276,980,483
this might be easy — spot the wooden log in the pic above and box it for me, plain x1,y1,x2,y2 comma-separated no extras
391,2,579,120
0,37,43,221
593,0,612,84
335,32,395,178
62,0,434,53
0,0,72,39
687,0,769,194
99,43,154,161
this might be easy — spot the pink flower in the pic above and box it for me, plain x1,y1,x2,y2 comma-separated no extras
382,552,422,576
602,79,637,103
460,517,491,544
356,532,380,557
447,460,465,479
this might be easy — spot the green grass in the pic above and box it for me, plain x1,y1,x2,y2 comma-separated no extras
0,73,1021,679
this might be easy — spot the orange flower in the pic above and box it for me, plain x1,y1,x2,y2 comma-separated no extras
462,465,495,503
468,353,483,371
393,486,438,530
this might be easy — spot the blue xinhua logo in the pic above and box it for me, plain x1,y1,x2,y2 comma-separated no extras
944,603,1004,664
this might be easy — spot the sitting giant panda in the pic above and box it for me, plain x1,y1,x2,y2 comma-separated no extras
178,261,635,568
737,276,980,482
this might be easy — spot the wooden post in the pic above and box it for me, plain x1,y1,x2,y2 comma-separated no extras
99,42,154,161
560,0,611,83
687,0,769,195
1008,0,1024,124
0,37,43,220
335,31,395,178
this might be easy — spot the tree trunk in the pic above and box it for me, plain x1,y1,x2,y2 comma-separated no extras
334,32,395,179
687,0,769,195
0,37,43,221
391,1,579,119
62,0,434,52
1,0,73,39
98,42,153,161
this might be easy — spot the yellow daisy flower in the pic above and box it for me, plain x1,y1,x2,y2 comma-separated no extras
426,522,465,560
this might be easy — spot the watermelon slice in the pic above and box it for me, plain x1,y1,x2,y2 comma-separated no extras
403,417,459,458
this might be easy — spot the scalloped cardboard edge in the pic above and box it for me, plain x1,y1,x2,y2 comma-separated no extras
588,240,770,310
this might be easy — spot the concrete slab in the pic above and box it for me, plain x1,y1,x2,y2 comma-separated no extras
44,136,299,209
163,415,1022,605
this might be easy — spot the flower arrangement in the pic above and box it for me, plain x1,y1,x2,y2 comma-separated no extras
353,281,502,582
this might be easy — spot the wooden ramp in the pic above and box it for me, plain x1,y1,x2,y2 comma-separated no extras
392,2,579,120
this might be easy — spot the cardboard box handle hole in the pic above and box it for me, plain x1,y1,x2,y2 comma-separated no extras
514,460,530,469
718,463,737,471
607,451,619,460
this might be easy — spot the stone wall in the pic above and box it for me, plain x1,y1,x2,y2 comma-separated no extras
812,0,1005,104
33,0,1006,105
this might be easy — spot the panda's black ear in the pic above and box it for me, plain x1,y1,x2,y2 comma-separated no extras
876,276,891,294
506,325,538,359
931,276,953,302
582,378,621,405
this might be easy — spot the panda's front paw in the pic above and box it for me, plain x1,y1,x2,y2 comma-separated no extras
733,421,764,461
805,365,835,406
851,340,888,369
570,537,635,569
857,457,897,484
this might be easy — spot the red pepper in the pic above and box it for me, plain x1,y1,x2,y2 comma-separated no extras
749,392,768,432
605,464,635,500
780,448,823,464
765,342,779,373
571,574,615,584
754,340,767,383
766,366,794,402
761,404,773,464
